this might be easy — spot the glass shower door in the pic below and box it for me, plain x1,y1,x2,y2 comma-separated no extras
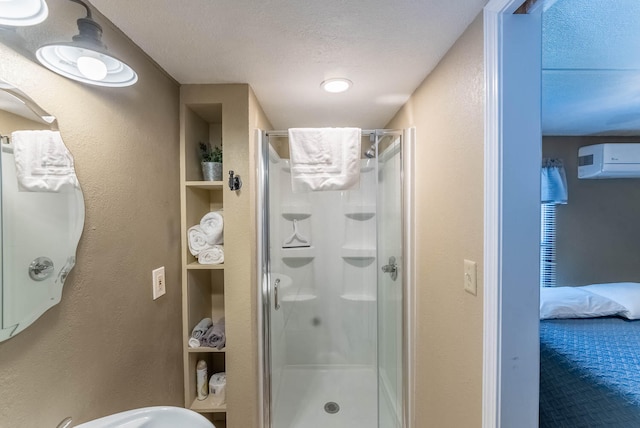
376,133,404,428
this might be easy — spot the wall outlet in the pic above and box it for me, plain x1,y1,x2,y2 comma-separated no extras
152,266,166,300
464,259,477,296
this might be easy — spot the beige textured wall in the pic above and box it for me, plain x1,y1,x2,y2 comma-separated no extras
387,13,484,428
544,136,640,286
0,0,182,426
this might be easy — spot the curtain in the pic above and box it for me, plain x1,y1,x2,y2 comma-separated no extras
541,158,568,204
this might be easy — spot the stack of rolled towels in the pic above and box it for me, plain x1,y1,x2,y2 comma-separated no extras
189,317,226,350
188,211,224,264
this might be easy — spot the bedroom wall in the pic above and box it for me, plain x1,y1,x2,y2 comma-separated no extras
543,136,640,286
0,0,182,426
387,13,484,427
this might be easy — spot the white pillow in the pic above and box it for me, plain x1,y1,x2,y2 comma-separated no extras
540,286,626,320
582,282,640,320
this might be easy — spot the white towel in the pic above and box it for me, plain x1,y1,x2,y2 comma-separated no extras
12,130,79,192
288,127,361,192
198,245,224,265
188,225,209,256
200,211,224,245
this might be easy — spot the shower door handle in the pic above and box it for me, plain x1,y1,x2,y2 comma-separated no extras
381,256,398,281
274,278,281,310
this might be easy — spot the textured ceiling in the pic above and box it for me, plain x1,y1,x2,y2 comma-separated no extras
88,0,488,129
542,0,640,135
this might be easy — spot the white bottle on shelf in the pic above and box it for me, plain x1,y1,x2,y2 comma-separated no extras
196,360,208,400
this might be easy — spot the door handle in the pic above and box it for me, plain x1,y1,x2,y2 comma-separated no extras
381,256,398,281
274,278,281,310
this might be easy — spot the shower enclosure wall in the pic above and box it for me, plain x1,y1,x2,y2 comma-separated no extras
259,130,406,428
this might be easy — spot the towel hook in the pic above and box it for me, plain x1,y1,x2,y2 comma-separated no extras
228,170,242,191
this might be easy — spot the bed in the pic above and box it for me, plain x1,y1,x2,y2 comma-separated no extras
540,318,640,426
540,285,640,427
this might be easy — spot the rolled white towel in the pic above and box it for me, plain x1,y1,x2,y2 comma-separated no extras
198,245,224,265
188,225,210,256
200,211,223,245
188,338,201,348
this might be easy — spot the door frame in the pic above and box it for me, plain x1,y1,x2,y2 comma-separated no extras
483,2,542,427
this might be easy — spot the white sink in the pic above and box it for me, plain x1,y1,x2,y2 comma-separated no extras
74,406,215,428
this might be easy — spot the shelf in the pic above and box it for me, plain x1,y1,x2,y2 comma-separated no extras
186,347,226,353
281,203,312,218
341,247,376,259
344,203,375,220
186,181,224,190
340,294,376,302
281,246,315,259
281,293,317,302
187,262,224,270
190,396,227,413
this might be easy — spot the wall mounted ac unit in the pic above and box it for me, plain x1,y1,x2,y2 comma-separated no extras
578,143,640,179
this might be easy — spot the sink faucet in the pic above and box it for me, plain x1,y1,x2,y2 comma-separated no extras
56,417,73,428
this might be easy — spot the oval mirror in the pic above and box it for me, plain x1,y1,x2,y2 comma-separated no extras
0,79,84,341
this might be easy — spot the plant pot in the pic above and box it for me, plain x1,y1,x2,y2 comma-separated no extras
202,162,222,181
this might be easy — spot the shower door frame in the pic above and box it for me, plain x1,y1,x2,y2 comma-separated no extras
257,128,415,428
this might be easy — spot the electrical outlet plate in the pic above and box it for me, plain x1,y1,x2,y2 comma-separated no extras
152,266,166,300
464,259,477,296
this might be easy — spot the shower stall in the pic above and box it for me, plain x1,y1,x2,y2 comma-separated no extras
258,129,409,428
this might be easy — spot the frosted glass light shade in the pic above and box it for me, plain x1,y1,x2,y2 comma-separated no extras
321,78,352,93
36,43,138,87
0,0,48,26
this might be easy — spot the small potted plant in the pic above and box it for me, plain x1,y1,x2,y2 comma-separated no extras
199,142,222,181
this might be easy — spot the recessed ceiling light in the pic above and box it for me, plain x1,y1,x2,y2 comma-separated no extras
321,78,352,93
0,0,48,26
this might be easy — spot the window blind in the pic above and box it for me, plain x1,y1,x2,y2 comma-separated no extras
540,203,556,287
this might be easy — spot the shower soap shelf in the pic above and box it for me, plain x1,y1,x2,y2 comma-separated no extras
340,246,376,259
340,294,376,302
281,246,315,259
281,203,312,218
280,293,316,302
343,203,375,220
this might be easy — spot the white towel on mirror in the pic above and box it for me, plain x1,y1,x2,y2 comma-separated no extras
288,127,361,192
188,225,209,256
200,211,224,245
12,130,79,192
198,245,224,265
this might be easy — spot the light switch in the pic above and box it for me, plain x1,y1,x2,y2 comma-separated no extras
464,259,477,296
152,266,166,300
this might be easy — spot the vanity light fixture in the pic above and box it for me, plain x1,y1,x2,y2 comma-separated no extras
35,0,137,87
0,0,48,26
321,78,352,93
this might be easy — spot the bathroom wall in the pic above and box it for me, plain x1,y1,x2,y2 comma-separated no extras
543,136,640,286
0,0,182,426
387,13,484,427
